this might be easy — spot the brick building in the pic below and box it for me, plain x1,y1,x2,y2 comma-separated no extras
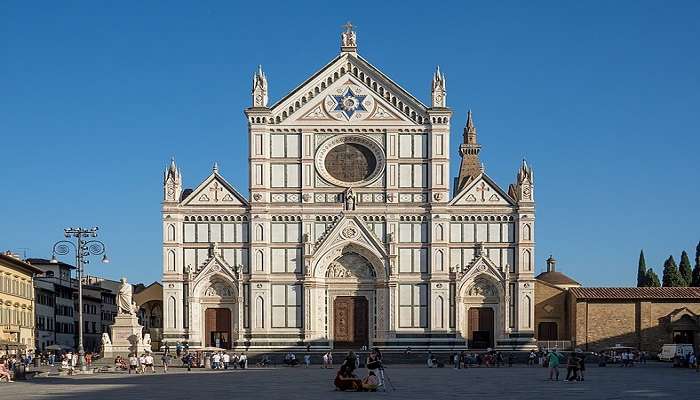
533,256,700,353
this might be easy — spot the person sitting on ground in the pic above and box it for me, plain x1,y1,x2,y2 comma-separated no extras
0,358,13,383
362,371,379,392
343,351,358,373
334,364,362,391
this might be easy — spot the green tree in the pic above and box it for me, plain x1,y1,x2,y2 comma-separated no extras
679,250,692,286
637,250,648,287
692,241,700,287
646,268,661,287
662,256,684,287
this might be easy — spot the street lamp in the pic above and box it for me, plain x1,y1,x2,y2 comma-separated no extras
50,226,109,372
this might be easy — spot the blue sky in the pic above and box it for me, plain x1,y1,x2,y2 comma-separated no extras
1,1,698,286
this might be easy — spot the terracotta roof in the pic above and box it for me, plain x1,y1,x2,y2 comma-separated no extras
570,287,700,300
535,271,580,286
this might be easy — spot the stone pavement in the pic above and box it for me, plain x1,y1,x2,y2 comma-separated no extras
2,363,698,399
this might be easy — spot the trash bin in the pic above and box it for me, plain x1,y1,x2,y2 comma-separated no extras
15,364,27,380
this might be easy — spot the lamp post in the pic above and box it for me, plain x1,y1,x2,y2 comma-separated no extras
50,227,109,372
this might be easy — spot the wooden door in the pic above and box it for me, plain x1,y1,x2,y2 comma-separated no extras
538,322,558,341
468,307,494,349
205,308,231,348
333,297,368,348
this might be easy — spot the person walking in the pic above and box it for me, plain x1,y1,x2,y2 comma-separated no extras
176,342,182,358
184,352,193,372
161,352,171,373
322,352,329,368
528,350,536,367
239,353,248,369
565,352,579,381
212,352,220,370
548,350,561,381
222,352,230,370
145,353,155,373
303,353,311,368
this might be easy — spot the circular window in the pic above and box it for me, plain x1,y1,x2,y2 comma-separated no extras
315,135,385,187
324,143,377,183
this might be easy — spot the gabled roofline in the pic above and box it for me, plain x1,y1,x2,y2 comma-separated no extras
448,172,517,206
181,171,250,207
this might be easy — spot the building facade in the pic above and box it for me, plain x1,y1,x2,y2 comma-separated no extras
162,27,537,350
0,252,41,355
29,258,77,351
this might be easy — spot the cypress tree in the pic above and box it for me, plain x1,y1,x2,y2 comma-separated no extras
679,250,692,286
662,256,684,287
646,268,661,287
637,250,648,287
692,241,700,287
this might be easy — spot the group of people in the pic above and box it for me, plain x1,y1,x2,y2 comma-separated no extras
210,351,247,370
0,356,16,383
123,352,156,374
334,349,383,392
544,349,586,382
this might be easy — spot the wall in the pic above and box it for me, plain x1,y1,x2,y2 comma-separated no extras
533,280,568,340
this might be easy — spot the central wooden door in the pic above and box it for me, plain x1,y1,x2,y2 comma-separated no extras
205,308,231,349
333,296,368,348
468,307,494,349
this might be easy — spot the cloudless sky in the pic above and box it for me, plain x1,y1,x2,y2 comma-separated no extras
1,1,698,286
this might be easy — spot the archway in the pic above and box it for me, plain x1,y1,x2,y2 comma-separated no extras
457,275,503,349
191,274,238,349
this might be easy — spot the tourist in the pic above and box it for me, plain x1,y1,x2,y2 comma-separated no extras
343,351,358,373
139,353,147,374
576,350,586,381
548,349,561,381
222,352,230,369
327,352,333,368
427,351,434,368
85,352,92,367
145,352,155,373
362,371,379,391
184,352,193,372
640,351,647,364
48,352,55,367
334,364,362,391
322,352,329,368
528,350,536,367
0,357,13,383
232,353,240,369
565,352,579,381
212,352,221,369
176,342,182,357
304,353,311,368
161,352,171,373
239,353,248,369
128,353,139,374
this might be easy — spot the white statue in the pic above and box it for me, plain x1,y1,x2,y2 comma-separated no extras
101,332,112,346
143,333,152,348
341,22,357,48
117,277,135,315
344,187,356,211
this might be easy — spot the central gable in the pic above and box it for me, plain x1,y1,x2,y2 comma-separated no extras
182,171,249,207
270,54,427,126
450,174,515,206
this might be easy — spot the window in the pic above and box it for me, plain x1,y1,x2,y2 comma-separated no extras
270,164,301,187
398,164,427,188
271,222,302,243
271,248,302,273
398,248,428,273
398,223,427,243
271,284,302,328
222,248,250,274
398,133,427,158
270,133,301,158
399,284,427,328
365,222,385,242
222,223,249,243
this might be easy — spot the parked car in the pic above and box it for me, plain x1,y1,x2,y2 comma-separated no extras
658,344,694,362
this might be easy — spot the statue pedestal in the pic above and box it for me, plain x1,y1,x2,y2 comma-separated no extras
103,314,148,357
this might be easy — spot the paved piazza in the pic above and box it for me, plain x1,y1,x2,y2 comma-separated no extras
3,363,699,399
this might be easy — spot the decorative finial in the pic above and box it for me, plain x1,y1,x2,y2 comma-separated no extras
431,66,446,107
341,21,357,52
252,65,268,107
213,162,219,173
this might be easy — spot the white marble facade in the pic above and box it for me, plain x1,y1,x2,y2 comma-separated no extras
161,26,537,351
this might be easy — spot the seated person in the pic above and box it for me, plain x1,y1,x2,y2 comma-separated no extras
334,365,362,391
361,371,379,391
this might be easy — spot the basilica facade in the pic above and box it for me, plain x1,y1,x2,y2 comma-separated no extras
161,27,537,351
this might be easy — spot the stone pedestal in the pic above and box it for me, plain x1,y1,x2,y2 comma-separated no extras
102,314,148,357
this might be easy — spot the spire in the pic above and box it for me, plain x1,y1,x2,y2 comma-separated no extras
454,109,483,192
517,159,534,184
512,158,534,202
163,157,182,202
212,162,219,173
431,66,446,107
340,21,357,52
252,65,268,107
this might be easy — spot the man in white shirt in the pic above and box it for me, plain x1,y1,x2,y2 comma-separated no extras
145,353,155,373
212,352,221,370
222,352,230,369
239,353,247,369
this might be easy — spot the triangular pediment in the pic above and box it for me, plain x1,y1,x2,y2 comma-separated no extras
193,251,238,282
449,173,515,206
270,53,427,126
457,251,505,289
182,171,249,207
311,214,387,259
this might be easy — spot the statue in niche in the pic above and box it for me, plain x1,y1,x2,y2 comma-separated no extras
344,187,356,211
326,253,375,279
205,281,233,297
